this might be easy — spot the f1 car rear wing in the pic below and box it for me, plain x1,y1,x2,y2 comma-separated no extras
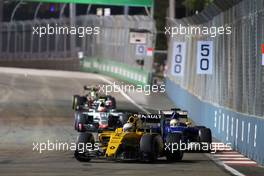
83,85,99,92
130,114,162,133
159,108,188,119
137,114,162,123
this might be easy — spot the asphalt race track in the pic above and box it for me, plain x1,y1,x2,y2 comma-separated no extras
0,68,260,176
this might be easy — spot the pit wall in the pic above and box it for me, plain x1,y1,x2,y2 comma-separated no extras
81,57,151,86
166,79,264,165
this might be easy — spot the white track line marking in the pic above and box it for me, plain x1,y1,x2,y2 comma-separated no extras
218,158,251,160
207,154,245,176
214,154,244,157
217,152,239,154
97,75,150,114
223,161,257,164
212,149,233,151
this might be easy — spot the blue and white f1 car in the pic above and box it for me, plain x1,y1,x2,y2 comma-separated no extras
159,108,212,152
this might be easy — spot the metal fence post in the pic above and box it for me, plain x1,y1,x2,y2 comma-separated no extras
0,1,3,56
69,3,76,58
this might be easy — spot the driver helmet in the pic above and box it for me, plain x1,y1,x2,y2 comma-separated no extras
170,119,179,127
123,123,135,132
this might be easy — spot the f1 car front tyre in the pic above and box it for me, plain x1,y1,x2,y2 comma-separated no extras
74,133,94,162
165,133,184,162
140,134,162,162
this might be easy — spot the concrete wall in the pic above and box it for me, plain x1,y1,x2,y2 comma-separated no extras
82,57,151,85
166,78,264,165
0,58,80,71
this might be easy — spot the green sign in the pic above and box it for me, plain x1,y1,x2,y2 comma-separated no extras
23,0,153,7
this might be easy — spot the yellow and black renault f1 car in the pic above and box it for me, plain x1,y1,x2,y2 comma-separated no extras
74,115,184,162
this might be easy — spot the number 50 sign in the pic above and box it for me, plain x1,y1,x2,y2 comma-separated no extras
196,41,214,74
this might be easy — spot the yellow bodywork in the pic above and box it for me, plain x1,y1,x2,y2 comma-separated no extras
99,127,144,158
98,115,163,159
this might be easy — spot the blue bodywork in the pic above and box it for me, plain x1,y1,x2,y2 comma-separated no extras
161,112,201,143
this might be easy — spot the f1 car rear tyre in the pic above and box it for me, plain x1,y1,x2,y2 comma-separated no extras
74,112,79,130
198,128,212,152
140,134,161,162
72,95,79,110
72,95,87,110
165,133,184,162
74,132,94,162
75,113,88,132
198,128,212,143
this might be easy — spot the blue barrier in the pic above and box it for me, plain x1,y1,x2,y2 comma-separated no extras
166,79,264,165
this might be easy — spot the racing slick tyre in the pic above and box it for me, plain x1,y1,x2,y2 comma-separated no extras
198,128,212,152
74,132,94,162
140,134,162,162
74,112,87,132
165,133,184,162
74,112,79,130
72,95,87,110
72,95,79,110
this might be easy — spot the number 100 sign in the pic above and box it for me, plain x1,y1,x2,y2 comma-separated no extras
196,41,213,74
171,42,186,77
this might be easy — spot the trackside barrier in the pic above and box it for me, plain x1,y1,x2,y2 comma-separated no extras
167,0,264,117
0,15,155,72
166,79,264,165
81,58,151,86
